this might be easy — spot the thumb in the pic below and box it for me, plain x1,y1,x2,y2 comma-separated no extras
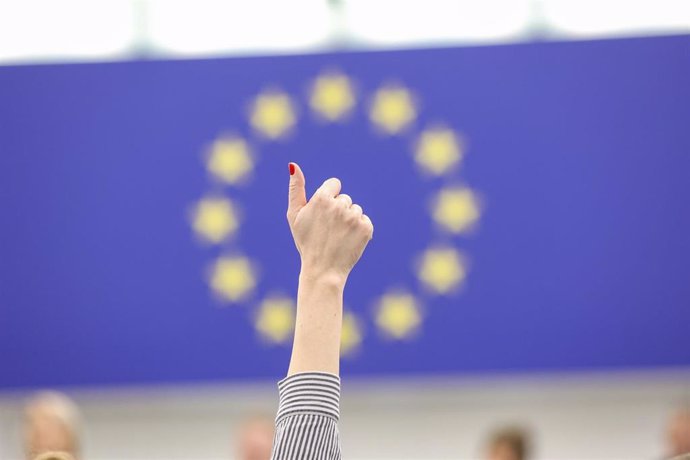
287,162,307,225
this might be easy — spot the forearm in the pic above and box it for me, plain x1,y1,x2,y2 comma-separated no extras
287,268,346,376
273,269,344,459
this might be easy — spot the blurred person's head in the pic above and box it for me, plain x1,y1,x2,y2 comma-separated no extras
236,413,274,460
485,426,531,460
23,392,80,460
667,407,690,458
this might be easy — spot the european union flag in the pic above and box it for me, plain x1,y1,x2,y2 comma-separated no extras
1,35,689,389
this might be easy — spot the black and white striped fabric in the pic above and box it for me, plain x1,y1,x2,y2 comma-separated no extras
271,372,342,460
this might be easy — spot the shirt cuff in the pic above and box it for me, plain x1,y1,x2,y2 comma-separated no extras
276,372,341,423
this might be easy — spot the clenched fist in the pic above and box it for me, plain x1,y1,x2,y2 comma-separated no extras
287,162,373,283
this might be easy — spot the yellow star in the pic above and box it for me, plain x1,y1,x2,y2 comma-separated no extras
417,247,467,295
375,292,422,340
250,89,296,139
369,84,416,135
209,255,256,303
310,71,356,122
206,136,253,185
191,197,239,244
432,187,481,234
256,296,295,344
415,127,463,175
340,311,362,356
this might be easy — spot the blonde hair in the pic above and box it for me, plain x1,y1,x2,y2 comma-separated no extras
33,452,76,460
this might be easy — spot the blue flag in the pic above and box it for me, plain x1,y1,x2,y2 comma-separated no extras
1,35,689,389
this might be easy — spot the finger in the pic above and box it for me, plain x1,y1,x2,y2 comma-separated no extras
350,204,363,217
287,162,307,225
336,194,352,208
314,177,342,198
362,214,374,238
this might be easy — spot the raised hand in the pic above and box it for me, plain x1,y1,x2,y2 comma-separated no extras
287,162,373,284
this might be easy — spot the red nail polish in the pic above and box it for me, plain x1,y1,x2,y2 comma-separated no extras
289,163,295,175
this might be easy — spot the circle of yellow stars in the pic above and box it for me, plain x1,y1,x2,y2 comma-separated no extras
191,69,482,356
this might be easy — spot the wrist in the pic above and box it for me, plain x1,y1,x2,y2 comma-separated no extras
299,265,348,290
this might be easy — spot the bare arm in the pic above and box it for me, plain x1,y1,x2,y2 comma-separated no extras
285,162,373,376
289,271,345,376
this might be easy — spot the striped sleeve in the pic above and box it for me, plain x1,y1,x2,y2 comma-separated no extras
271,372,342,460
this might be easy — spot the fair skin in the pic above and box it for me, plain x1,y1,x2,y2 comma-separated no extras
24,400,78,460
487,444,520,460
667,409,690,457
236,415,274,460
286,163,374,376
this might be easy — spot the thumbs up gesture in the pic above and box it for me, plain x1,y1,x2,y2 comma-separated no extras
287,162,374,284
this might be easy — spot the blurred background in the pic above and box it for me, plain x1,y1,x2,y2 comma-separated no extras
1,1,689,459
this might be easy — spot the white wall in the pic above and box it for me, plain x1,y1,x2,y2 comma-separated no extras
1,0,690,65
1,368,689,460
